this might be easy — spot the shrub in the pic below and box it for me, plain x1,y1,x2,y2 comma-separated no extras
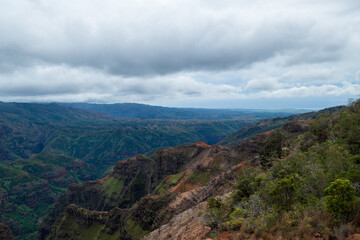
311,113,332,142
259,129,285,168
222,217,244,231
205,197,229,230
270,174,300,211
324,179,356,221
232,167,260,203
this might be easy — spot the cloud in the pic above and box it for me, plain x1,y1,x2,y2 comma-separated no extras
1,0,358,75
245,78,285,91
256,82,360,99
0,0,359,107
0,65,240,103
356,71,360,82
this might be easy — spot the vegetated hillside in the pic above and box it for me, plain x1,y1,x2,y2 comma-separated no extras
44,99,360,240
59,102,305,120
219,105,343,147
0,102,113,162
0,102,262,240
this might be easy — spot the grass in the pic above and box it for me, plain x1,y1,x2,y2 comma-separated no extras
125,219,150,239
186,170,210,186
103,176,124,197
155,171,185,194
83,224,104,240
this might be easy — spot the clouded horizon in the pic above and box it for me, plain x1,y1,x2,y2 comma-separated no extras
0,0,359,109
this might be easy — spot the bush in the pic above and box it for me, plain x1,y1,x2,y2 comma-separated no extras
232,167,260,203
311,113,332,142
324,179,356,221
270,174,300,211
205,197,229,230
259,129,285,168
222,217,244,231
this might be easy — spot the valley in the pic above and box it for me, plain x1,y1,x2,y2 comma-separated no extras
0,102,295,239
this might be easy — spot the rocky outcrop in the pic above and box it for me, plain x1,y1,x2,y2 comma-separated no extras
142,202,210,240
0,223,16,240
46,204,126,240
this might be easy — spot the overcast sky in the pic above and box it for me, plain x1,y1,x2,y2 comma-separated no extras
0,0,359,108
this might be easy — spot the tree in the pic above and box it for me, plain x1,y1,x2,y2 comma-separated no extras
324,179,356,221
333,99,360,154
311,113,332,142
232,167,260,202
259,129,285,168
270,174,299,211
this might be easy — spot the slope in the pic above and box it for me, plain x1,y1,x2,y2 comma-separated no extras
219,105,342,146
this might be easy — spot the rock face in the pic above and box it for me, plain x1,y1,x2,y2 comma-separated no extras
0,223,16,240
43,119,311,240
142,202,210,240
46,204,121,240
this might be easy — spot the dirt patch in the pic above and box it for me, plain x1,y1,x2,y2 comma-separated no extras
347,234,360,240
184,182,199,192
194,142,211,148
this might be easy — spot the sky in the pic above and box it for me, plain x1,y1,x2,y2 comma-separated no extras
0,0,359,109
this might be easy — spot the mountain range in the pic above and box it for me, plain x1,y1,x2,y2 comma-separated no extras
1,100,359,240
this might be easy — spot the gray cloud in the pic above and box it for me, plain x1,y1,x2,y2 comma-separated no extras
0,0,359,107
1,0,354,75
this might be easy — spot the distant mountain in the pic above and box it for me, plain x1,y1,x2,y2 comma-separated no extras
59,102,306,120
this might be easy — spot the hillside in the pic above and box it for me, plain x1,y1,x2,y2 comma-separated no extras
0,102,264,239
219,105,343,146
44,99,360,240
59,102,305,120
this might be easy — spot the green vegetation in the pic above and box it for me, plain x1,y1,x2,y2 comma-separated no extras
186,169,210,186
259,129,286,168
324,179,356,221
270,174,300,211
204,99,360,239
103,176,124,197
220,105,342,146
125,219,150,239
155,171,185,194
231,167,260,202
48,210,118,240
